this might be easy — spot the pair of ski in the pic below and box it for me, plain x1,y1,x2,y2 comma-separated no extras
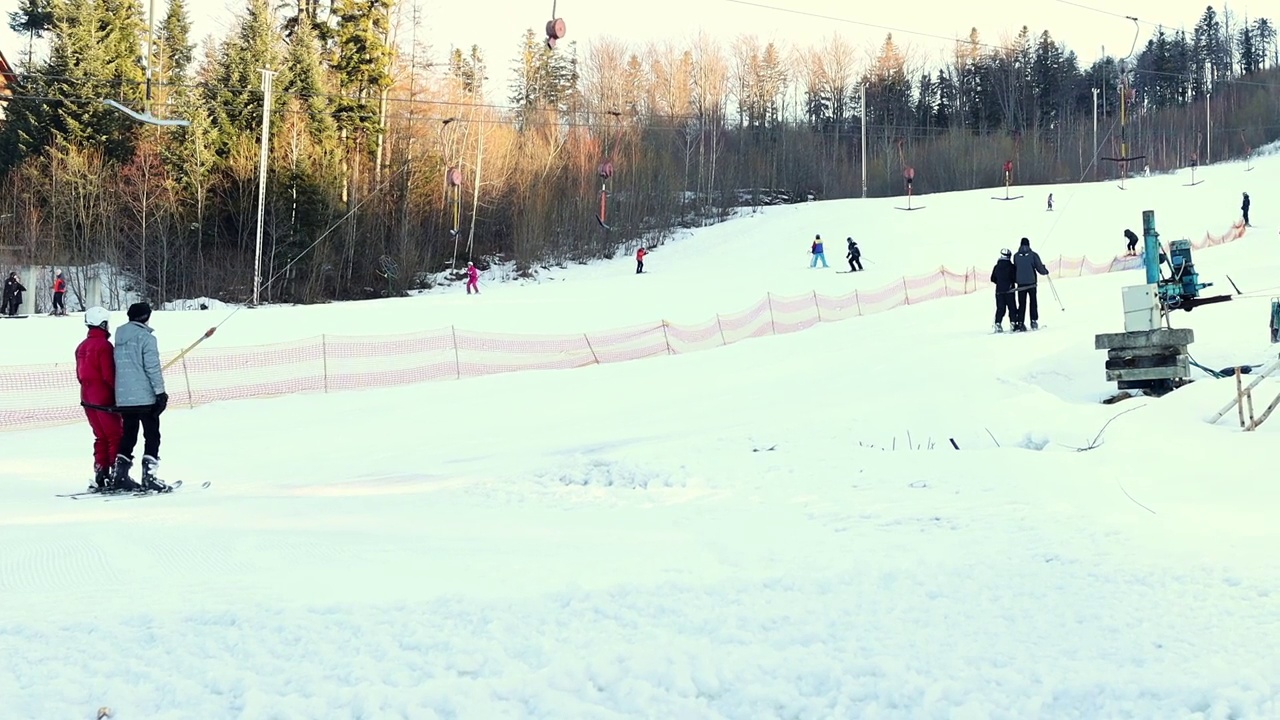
992,325,1047,334
57,479,209,500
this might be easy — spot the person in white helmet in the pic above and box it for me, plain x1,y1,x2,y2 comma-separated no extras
75,307,124,490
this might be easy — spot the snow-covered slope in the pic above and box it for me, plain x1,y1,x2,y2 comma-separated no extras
2,153,1279,718
1,152,1269,361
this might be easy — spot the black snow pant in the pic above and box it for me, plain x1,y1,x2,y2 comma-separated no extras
636,260,644,274
1243,207,1250,225
1127,240,1138,254
119,407,162,461
847,256,863,271
1016,286,1039,324
994,291,1016,325
52,291,65,314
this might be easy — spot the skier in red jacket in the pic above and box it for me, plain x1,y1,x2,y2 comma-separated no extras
51,270,67,316
75,307,123,490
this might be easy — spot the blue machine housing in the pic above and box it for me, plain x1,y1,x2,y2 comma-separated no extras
1161,238,1211,306
1141,210,1212,310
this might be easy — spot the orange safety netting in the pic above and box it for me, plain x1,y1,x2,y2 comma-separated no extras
0,221,1247,432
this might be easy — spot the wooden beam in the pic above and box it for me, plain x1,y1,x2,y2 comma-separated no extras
1107,345,1189,359
1106,359,1190,381
1095,327,1195,350
1106,354,1187,370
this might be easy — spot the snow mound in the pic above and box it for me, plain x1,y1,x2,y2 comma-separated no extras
533,456,689,490
162,296,235,312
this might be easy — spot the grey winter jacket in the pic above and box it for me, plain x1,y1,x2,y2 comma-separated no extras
1013,247,1049,286
114,320,166,407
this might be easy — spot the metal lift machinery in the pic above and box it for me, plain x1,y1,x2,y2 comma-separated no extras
1139,210,1232,312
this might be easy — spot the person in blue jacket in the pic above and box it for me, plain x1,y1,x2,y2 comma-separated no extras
112,302,170,491
810,234,828,268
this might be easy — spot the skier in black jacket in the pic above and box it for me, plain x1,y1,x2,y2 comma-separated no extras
989,249,1017,333
1242,192,1250,226
1124,229,1140,256
3,271,25,316
1012,237,1050,331
845,238,863,271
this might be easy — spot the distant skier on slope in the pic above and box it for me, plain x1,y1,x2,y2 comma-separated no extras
1012,237,1050,332
465,262,480,294
76,307,123,491
3,271,25,316
845,238,862,272
1124,228,1140,256
51,270,67,316
1242,192,1250,226
636,246,647,274
810,235,828,268
990,248,1017,333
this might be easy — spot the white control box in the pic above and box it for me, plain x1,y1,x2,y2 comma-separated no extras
1123,284,1160,332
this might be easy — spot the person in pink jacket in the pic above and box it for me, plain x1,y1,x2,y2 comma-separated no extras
465,262,479,294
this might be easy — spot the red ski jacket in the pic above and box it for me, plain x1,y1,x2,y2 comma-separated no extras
75,326,116,407
53,277,66,293
636,248,646,261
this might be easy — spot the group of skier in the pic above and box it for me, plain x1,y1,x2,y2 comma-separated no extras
2,269,69,316
989,238,1050,333
74,302,170,493
809,235,863,272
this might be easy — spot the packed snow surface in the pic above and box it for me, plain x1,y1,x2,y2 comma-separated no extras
2,154,1279,718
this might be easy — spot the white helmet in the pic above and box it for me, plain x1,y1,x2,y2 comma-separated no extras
85,306,110,328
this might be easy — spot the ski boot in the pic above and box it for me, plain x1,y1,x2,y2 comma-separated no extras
91,464,112,492
141,455,169,493
1031,321,1039,331
993,322,1004,334
113,454,142,492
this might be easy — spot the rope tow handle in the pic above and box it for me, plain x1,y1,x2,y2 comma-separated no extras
162,326,217,372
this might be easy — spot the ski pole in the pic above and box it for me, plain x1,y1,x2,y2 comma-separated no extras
1045,273,1064,311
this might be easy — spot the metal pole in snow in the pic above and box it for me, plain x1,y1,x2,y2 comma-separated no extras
253,69,275,307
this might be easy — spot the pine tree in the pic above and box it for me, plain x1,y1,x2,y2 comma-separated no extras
282,15,336,142
157,0,194,88
933,69,954,129
206,0,282,153
863,34,912,141
329,0,393,148
449,44,486,97
8,0,56,65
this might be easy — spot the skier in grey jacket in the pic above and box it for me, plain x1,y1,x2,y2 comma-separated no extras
113,302,169,491
1011,237,1049,331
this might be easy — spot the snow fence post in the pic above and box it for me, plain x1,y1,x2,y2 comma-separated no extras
661,321,673,354
451,326,461,378
940,267,949,297
321,335,330,393
812,290,822,321
854,290,862,316
716,314,727,346
902,277,910,305
767,294,776,334
1057,254,1063,278
583,333,600,364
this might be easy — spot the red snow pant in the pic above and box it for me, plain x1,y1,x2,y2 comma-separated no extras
84,406,123,470
466,279,479,294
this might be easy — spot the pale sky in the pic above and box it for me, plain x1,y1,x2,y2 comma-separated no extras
0,0,1270,99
